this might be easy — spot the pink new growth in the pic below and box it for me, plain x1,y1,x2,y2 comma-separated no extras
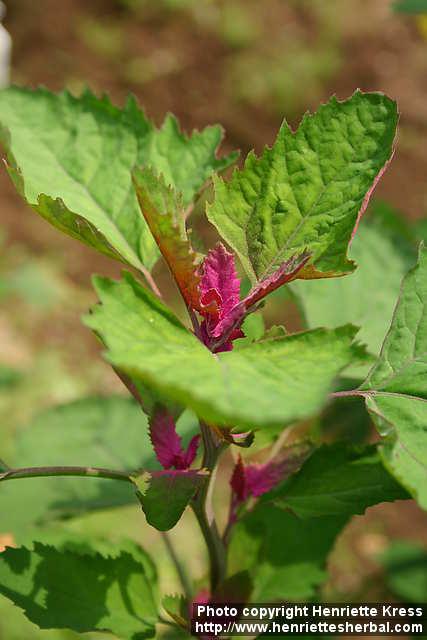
225,455,285,538
200,242,241,316
149,409,200,470
230,455,285,502
199,243,243,352
197,243,310,352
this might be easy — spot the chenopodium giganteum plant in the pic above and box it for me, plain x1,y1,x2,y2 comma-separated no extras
0,86,425,638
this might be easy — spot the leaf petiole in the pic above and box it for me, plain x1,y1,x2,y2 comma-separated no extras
329,389,372,399
0,465,133,483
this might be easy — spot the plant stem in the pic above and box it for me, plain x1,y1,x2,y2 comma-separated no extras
158,616,176,627
0,465,133,483
329,389,370,399
192,422,227,593
161,532,193,602
188,307,203,341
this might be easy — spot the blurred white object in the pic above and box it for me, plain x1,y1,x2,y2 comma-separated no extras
0,2,11,87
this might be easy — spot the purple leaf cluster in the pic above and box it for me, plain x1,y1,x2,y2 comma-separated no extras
230,455,285,502
199,243,244,352
198,243,310,353
149,409,200,470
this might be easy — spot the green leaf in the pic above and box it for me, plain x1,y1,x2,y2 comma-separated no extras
162,594,189,629
0,87,236,272
133,166,202,310
207,91,397,283
140,113,239,205
267,444,409,518
393,0,427,13
228,505,347,600
0,396,198,532
365,394,427,509
363,246,427,394
85,272,359,430
380,541,427,602
0,541,158,639
361,246,427,508
291,203,416,364
132,469,208,531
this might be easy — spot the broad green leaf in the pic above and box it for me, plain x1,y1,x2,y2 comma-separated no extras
140,112,239,205
380,542,427,602
361,246,427,508
132,469,207,531
365,394,427,509
267,444,409,518
85,272,359,430
228,505,346,600
291,203,416,362
207,91,397,283
363,247,427,394
393,0,427,13
0,541,158,639
0,87,237,272
133,166,202,310
0,396,198,532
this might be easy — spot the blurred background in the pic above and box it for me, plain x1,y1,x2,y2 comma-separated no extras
1,1,427,638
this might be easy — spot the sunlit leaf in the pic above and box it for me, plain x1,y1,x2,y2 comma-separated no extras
85,272,360,430
208,91,397,283
362,246,427,509
0,87,237,273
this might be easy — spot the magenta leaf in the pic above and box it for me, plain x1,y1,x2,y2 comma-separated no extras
204,251,310,352
230,456,247,502
182,435,201,468
226,447,312,540
196,244,309,353
230,456,285,502
200,242,240,315
149,409,200,470
245,462,285,498
199,243,243,352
